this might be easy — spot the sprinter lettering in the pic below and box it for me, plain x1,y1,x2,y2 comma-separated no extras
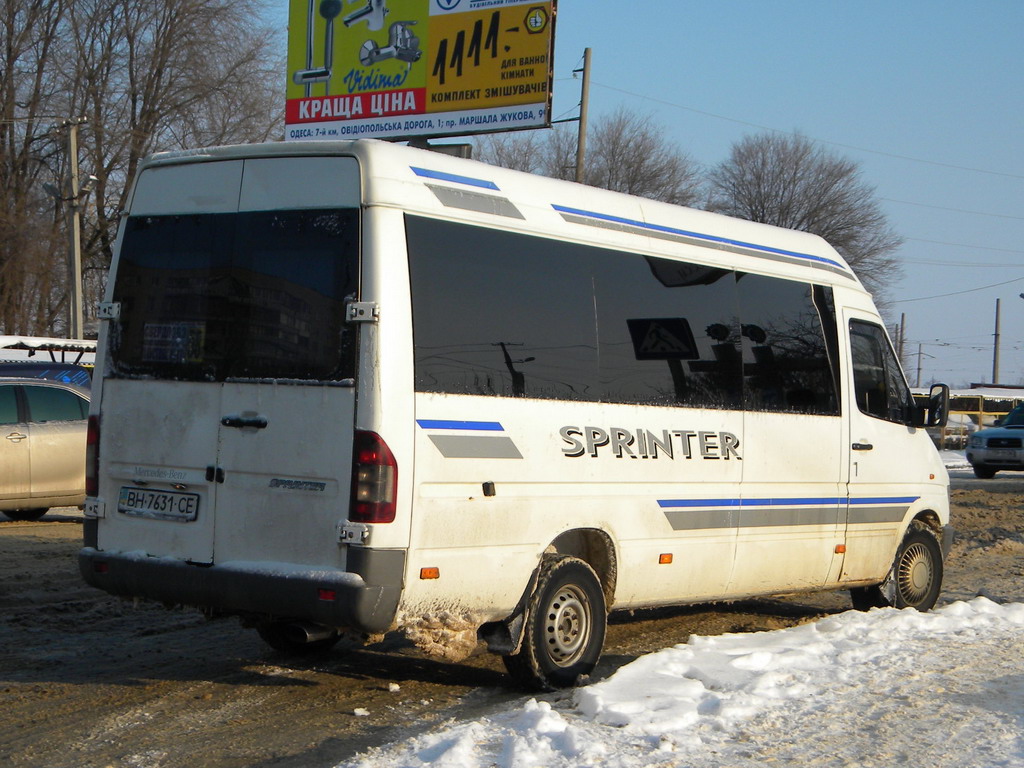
559,426,741,460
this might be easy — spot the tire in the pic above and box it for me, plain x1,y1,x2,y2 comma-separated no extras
503,556,606,691
256,622,347,655
2,508,48,522
972,465,996,479
850,520,943,612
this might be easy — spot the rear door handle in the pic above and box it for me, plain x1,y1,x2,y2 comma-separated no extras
221,415,268,430
852,442,874,451
5,432,27,442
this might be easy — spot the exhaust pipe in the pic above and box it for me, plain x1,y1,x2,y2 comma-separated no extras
283,622,337,645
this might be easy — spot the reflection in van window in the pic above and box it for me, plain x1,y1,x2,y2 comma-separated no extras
737,275,840,415
111,210,359,382
407,215,840,413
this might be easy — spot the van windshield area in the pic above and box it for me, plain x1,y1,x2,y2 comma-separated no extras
110,209,359,382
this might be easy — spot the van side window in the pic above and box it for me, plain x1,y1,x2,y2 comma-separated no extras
849,320,913,423
407,214,842,415
737,274,840,415
594,252,741,408
405,215,599,400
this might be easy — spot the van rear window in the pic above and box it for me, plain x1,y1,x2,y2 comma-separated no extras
110,209,359,382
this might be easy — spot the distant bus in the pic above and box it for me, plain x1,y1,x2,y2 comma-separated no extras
81,140,951,691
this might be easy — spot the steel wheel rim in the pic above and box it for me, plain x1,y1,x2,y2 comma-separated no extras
897,542,934,605
543,584,591,666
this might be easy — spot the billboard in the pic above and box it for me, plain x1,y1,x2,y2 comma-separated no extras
286,0,556,142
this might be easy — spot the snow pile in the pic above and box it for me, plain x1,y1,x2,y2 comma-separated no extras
341,598,1024,768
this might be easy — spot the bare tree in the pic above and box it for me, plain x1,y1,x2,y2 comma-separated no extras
475,108,703,206
583,108,703,206
706,132,902,300
0,0,282,337
474,131,547,174
0,0,71,333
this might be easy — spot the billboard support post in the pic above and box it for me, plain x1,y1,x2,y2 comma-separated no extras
574,47,591,184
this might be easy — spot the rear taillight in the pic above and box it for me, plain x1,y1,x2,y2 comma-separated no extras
85,415,100,496
349,430,397,523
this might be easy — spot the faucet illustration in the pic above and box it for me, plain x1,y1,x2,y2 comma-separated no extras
359,21,421,66
344,0,389,31
292,0,344,95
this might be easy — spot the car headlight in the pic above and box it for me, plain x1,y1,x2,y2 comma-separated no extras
969,436,985,448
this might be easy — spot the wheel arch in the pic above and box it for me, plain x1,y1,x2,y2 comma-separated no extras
545,527,618,609
479,527,617,656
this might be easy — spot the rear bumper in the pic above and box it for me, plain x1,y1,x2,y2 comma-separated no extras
78,546,404,634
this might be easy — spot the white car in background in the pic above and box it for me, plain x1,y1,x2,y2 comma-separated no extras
0,378,89,521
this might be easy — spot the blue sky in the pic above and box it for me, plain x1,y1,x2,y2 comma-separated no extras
269,1,1023,388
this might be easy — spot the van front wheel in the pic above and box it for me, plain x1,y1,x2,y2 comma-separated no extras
503,556,606,691
850,521,943,612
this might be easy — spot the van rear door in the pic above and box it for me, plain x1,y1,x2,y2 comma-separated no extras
98,156,361,567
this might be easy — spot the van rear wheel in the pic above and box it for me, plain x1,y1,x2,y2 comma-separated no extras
503,556,606,691
850,521,943,612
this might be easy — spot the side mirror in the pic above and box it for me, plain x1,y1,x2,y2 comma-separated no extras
926,383,950,428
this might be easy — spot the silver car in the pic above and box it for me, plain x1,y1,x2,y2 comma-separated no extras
966,404,1024,479
1,378,89,520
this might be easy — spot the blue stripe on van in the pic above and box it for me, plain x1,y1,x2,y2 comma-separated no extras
416,419,505,431
849,496,919,505
658,496,919,508
411,167,500,191
552,204,848,271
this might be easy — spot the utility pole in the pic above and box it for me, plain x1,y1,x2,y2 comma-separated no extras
898,313,906,362
992,298,1001,385
63,118,87,340
574,48,591,184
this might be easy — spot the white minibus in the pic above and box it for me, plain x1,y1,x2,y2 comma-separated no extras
80,140,951,690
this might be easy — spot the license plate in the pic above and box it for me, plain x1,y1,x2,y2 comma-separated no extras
118,486,199,521
992,448,1018,459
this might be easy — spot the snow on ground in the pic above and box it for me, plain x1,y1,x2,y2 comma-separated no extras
342,599,1024,768
340,449,1024,768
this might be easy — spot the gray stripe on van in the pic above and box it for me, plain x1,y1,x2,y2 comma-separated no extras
848,506,907,525
737,506,840,528
558,212,854,281
426,184,525,219
427,434,524,459
664,509,733,531
666,504,905,531
666,505,839,531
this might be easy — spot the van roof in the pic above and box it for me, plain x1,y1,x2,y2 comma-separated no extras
138,140,862,291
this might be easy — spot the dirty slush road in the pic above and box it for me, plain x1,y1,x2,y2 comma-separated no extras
2,477,1022,768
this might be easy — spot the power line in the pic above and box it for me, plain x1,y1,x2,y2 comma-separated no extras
882,197,1024,221
895,275,1024,303
590,81,1024,180
904,237,1024,255
902,258,1024,268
